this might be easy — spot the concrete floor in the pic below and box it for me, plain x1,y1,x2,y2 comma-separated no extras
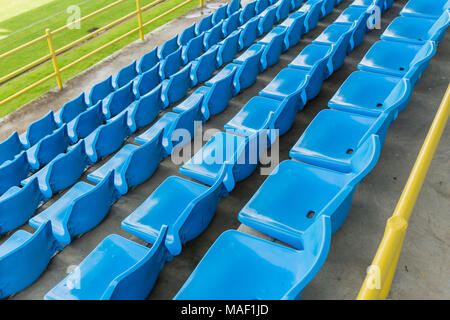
1,0,449,300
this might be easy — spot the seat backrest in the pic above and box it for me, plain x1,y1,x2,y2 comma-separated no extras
179,23,196,46
158,35,179,60
183,33,204,64
89,76,115,106
160,47,183,79
349,134,381,186
196,14,213,35
239,16,260,49
95,112,129,160
133,84,163,131
256,0,270,14
105,82,136,119
137,48,158,74
162,64,192,107
259,5,278,35
227,0,242,16
275,0,291,22
213,4,229,24
34,125,70,168
0,152,31,195
114,61,138,89
240,1,257,25
134,62,161,97
192,46,219,85
217,29,241,66
223,9,241,37
204,20,224,50
0,132,24,165
71,101,105,142
384,77,413,113
25,111,58,147
58,93,88,124
429,9,450,41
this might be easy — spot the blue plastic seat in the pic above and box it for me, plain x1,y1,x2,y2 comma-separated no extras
381,10,450,45
26,125,70,170
102,82,136,119
358,40,437,86
161,64,192,108
0,179,42,235
316,0,335,18
113,61,138,89
179,23,196,46
299,0,323,33
87,132,163,195
200,64,238,120
135,102,202,156
55,93,89,125
196,14,213,35
174,219,331,300
239,136,380,248
256,0,270,14
172,89,205,114
328,71,413,117
137,48,159,74
190,46,218,87
88,76,115,106
0,222,62,299
227,0,242,16
19,111,59,149
239,16,260,49
213,4,229,24
258,5,278,35
180,132,260,191
289,109,394,172
400,0,450,20
274,0,291,22
67,101,105,144
159,47,183,79
44,231,170,300
84,112,129,163
351,0,384,9
279,11,306,50
224,95,296,138
0,132,25,166
216,29,241,67
290,0,304,10
231,44,264,93
158,34,179,60
133,62,161,98
257,26,288,70
0,153,32,195
121,164,231,256
182,33,204,64
313,23,354,76
222,9,242,38
240,1,257,25
204,21,224,50
29,172,119,246
335,5,371,50
22,141,89,200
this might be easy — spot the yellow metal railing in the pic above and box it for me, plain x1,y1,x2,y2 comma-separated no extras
0,0,204,107
358,84,450,300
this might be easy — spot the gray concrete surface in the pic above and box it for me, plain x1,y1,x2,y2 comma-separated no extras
1,0,449,300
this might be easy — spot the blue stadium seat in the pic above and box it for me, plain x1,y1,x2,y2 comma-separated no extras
257,26,288,70
102,82,137,119
239,16,260,49
0,222,62,299
216,29,241,67
222,9,242,38
182,33,204,64
196,14,213,35
137,48,159,74
88,76,115,106
26,125,70,170
113,61,138,89
22,141,89,200
179,23,196,46
121,164,231,255
258,5,278,35
239,136,380,248
351,0,384,10
44,230,170,300
190,46,218,86
55,93,88,126
213,4,229,24
172,89,205,114
0,132,25,166
204,21,224,50
400,0,450,20
274,0,291,22
84,112,129,163
19,111,59,149
180,132,260,191
335,5,371,50
29,172,119,246
328,71,413,116
159,47,183,79
240,1,257,25
256,0,270,14
289,109,394,172
381,10,450,45
358,40,437,86
299,0,323,33
161,64,192,107
231,44,264,94
133,62,161,98
158,34,179,60
67,101,105,144
279,11,306,50
0,179,42,235
87,132,163,195
317,0,335,18
227,0,242,16
174,218,331,300
0,152,32,195
200,64,238,120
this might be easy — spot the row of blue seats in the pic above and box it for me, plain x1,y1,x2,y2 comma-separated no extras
174,0,450,299
0,0,307,299
41,0,339,300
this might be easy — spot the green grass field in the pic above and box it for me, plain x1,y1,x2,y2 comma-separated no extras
0,0,198,118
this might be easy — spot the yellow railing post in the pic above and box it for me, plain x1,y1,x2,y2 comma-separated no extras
136,0,145,40
357,84,450,300
200,0,205,7
45,28,63,89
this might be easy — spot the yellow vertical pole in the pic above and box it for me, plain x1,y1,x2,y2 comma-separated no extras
136,0,145,40
45,28,63,89
200,0,205,7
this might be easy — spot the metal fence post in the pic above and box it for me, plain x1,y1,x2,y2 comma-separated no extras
200,0,204,7
136,0,145,40
45,28,63,89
